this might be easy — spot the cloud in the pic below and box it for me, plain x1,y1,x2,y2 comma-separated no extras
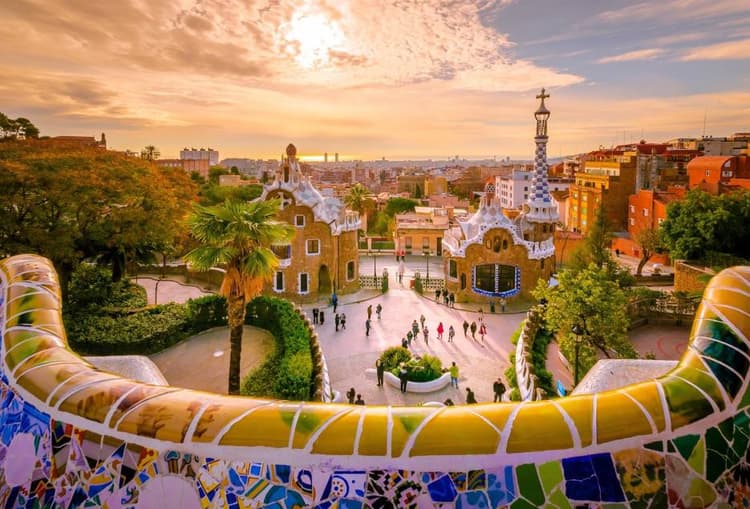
679,38,750,61
597,48,665,64
597,0,750,23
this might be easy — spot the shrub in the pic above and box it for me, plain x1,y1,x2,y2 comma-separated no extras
406,354,443,382
186,295,227,330
381,273,389,293
68,264,147,312
379,347,412,372
414,273,424,294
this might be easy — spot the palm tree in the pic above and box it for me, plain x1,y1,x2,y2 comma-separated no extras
344,183,367,214
184,199,295,394
141,145,160,160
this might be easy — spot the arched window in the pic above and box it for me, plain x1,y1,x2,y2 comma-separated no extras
492,237,501,253
472,264,519,297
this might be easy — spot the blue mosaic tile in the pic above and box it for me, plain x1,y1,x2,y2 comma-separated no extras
427,474,457,502
455,490,490,508
563,453,626,503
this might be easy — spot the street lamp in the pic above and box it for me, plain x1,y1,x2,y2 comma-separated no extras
368,249,378,280
423,249,431,281
571,323,584,386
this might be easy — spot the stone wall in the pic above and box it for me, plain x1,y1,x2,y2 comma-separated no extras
674,260,715,294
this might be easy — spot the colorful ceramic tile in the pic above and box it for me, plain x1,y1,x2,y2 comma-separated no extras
562,453,625,503
427,474,457,502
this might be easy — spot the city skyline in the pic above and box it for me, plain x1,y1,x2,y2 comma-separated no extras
1,0,748,160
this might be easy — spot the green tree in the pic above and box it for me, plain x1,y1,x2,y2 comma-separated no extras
344,183,368,215
140,145,160,160
384,197,418,216
581,204,612,269
0,113,39,139
661,188,750,262
534,264,636,379
0,139,196,297
184,199,295,394
635,226,662,276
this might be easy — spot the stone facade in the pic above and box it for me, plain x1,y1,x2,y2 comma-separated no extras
259,144,360,302
674,261,714,294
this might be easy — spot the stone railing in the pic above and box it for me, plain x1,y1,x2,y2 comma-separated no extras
513,306,546,401
359,275,382,289
4,254,750,508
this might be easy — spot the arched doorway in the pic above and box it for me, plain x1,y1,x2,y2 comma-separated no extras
318,265,332,295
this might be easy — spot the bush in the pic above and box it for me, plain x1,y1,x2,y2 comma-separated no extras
406,354,443,382
68,264,147,312
379,347,411,373
381,274,389,293
186,295,227,330
414,274,424,294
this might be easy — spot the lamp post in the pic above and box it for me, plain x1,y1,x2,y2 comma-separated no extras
571,323,584,386
154,275,165,305
368,249,378,280
423,249,431,281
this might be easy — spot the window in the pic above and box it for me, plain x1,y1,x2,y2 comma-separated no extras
705,169,711,176
629,218,635,226
274,271,284,292
423,237,429,249
306,239,320,255
473,264,518,297
405,237,412,250
298,273,309,294
524,186,528,191
449,260,457,279
643,208,649,217
347,261,355,281
630,205,635,213
295,215,305,227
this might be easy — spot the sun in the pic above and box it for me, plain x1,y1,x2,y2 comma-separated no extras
285,12,345,68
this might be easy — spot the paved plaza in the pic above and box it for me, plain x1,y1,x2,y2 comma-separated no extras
136,262,691,404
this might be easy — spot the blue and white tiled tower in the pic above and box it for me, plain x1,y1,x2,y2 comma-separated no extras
525,88,559,223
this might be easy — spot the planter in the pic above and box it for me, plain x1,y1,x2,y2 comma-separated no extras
365,369,452,393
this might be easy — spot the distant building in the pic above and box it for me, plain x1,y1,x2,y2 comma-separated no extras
49,133,106,149
156,158,210,179
687,155,750,194
180,147,219,166
257,144,361,301
335,152,339,162
443,89,557,303
699,134,749,156
324,152,328,163
496,169,571,210
218,174,258,187
394,207,451,257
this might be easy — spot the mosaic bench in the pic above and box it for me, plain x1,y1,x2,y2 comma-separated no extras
1,253,749,508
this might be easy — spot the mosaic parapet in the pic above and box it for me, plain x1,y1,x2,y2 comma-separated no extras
3,254,750,507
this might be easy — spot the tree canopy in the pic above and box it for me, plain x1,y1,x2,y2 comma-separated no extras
0,139,197,297
534,264,636,381
0,112,39,139
661,188,750,263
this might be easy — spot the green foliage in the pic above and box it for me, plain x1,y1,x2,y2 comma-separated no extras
186,295,227,330
67,264,147,312
0,113,39,139
371,240,395,250
405,354,443,382
199,183,262,205
534,264,636,380
379,347,411,372
414,273,424,294
384,197,418,216
661,188,750,262
509,388,521,401
381,273,389,293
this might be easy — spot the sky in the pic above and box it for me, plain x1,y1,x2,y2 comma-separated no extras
1,0,749,160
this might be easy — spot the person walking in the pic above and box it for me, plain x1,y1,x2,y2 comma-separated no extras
312,307,319,324
422,326,429,345
319,310,325,325
335,313,340,332
406,330,413,347
470,321,477,340
365,318,371,337
500,298,506,313
437,322,444,340
398,262,405,285
346,387,356,404
340,313,347,330
376,359,385,387
420,314,426,329
354,394,365,405
442,288,448,305
465,387,477,404
448,325,455,342
412,319,420,338
399,363,408,393
376,303,382,319
478,308,484,323
449,293,455,308
435,288,441,301
463,320,469,337
493,378,506,402
449,362,459,388
479,322,487,343
332,292,338,313
367,304,373,320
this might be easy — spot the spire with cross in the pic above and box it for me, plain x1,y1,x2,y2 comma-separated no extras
526,88,558,223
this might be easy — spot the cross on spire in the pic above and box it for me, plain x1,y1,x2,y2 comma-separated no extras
536,88,549,101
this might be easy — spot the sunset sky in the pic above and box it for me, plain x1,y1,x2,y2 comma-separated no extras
2,0,749,160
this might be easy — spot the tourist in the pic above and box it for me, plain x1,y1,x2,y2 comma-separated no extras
332,292,338,313
335,313,340,332
412,320,420,338
450,362,459,388
398,263,404,284
435,288,441,301
312,307,319,324
346,387,356,404
479,322,487,343
376,359,385,387
423,326,429,345
406,330,413,346
340,313,347,330
465,387,477,404
376,303,382,319
500,298,506,313
399,363,408,393
462,320,469,337
470,321,477,340
402,337,408,349
449,293,455,308
448,325,455,342
365,318,371,337
443,398,455,406
319,310,325,325
420,314,426,329
437,322,444,340
478,307,484,323
367,304,373,320
493,378,506,402
355,394,365,405
442,288,448,305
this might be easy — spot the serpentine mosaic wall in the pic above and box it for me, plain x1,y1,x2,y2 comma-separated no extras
2,254,750,508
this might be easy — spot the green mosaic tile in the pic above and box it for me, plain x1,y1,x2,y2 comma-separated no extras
510,498,538,509
687,437,705,475
538,461,563,495
515,463,545,507
667,441,676,453
705,428,729,482
644,441,663,452
545,489,571,509
673,434,699,461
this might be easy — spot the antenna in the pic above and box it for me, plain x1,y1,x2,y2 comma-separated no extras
702,111,707,138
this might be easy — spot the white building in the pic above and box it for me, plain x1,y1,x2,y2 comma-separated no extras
496,170,571,210
180,147,219,166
